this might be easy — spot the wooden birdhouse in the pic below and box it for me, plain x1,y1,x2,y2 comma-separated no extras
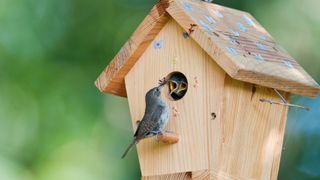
95,0,320,179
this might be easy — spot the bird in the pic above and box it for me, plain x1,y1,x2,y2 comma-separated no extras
121,79,170,159
168,74,188,100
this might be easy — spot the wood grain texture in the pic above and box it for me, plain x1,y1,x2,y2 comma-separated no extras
157,132,180,144
166,0,320,97
207,76,289,180
142,170,210,180
95,0,171,97
96,0,319,97
142,172,192,180
125,18,210,176
125,19,289,179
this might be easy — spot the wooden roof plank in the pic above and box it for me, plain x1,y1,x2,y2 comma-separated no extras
95,0,320,97
95,0,171,97
166,0,320,97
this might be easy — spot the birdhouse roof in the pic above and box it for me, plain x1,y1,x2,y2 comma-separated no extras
95,0,320,97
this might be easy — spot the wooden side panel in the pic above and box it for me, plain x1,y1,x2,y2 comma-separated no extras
125,18,216,176
207,76,288,180
95,0,171,97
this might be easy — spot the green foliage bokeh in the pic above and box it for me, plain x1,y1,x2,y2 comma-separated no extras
0,0,319,179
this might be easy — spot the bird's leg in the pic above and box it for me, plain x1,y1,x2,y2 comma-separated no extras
145,133,156,138
152,130,164,142
150,130,162,135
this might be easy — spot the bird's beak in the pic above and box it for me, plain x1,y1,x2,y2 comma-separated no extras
177,82,187,94
169,81,178,95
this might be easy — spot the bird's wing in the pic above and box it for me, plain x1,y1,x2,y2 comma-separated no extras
134,105,164,139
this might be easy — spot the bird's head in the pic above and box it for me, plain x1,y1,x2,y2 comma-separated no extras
149,86,162,97
146,78,167,99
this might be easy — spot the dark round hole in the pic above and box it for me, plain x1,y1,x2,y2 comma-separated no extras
166,72,188,101
211,112,216,120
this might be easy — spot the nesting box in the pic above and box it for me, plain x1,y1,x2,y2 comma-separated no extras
95,0,320,179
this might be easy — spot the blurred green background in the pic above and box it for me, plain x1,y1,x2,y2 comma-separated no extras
0,0,319,179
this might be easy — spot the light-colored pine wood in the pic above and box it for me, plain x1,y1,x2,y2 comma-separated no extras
125,18,210,176
95,0,171,97
142,172,192,180
96,0,319,97
207,76,288,180
142,170,210,180
166,0,320,97
157,132,179,144
125,18,289,179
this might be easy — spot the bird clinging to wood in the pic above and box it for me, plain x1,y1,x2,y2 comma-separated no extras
121,78,170,159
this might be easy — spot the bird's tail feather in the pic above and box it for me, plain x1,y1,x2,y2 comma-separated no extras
121,139,137,159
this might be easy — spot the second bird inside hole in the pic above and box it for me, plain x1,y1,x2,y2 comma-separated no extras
167,72,188,101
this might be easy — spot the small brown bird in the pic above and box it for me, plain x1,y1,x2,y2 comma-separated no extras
121,79,170,158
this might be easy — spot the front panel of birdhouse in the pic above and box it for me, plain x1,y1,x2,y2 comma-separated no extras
125,18,288,179
125,18,215,176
